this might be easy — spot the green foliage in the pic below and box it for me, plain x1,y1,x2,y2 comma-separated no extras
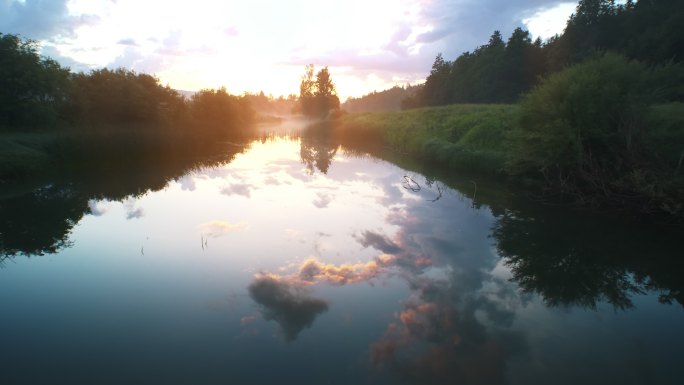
189,88,254,135
509,53,684,212
494,206,684,309
417,28,546,107
243,91,297,115
413,0,684,108
337,104,517,175
299,65,340,118
343,85,422,113
68,68,187,127
0,33,71,129
0,34,258,180
646,103,684,169
542,0,684,71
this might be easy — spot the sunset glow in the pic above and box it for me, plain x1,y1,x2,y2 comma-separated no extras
2,0,578,99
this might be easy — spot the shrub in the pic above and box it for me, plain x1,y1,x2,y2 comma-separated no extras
507,53,682,209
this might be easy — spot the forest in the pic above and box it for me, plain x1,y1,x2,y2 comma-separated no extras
409,0,683,107
337,0,684,217
0,31,263,179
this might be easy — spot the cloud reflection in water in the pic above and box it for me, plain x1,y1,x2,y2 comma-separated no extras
242,141,527,381
198,220,248,238
247,275,328,341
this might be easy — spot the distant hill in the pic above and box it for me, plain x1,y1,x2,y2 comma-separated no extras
342,84,422,113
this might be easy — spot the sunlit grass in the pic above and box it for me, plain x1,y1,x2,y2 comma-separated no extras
336,104,518,174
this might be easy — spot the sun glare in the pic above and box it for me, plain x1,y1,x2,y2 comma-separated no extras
55,0,432,98
33,0,581,99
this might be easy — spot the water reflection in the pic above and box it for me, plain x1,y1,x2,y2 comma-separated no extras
1,123,683,384
494,208,684,309
3,124,682,313
370,278,526,385
299,126,338,174
0,183,81,259
248,275,329,341
0,141,246,262
247,162,526,382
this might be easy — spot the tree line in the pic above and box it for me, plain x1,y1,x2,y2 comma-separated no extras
409,0,684,107
342,84,422,113
0,33,254,137
395,0,684,215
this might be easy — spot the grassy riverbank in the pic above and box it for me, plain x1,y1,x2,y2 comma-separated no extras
334,101,684,217
336,104,517,175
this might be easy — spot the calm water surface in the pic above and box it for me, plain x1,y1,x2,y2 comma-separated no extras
1,131,683,384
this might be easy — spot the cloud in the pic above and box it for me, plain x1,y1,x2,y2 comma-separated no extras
287,0,573,89
355,230,433,272
287,48,429,76
178,175,196,191
125,208,144,220
263,176,283,186
369,277,526,384
355,231,402,254
123,198,144,220
248,275,328,341
296,257,395,286
0,0,75,39
254,255,396,289
523,2,577,39
38,44,92,72
223,26,239,37
312,192,332,208
0,0,85,40
108,46,165,74
240,315,258,326
2,0,575,100
117,38,138,46
221,183,252,198
412,0,570,58
87,199,108,216
198,220,248,238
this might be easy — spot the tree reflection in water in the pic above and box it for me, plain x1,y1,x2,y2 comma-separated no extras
299,125,338,175
493,208,684,309
0,140,246,262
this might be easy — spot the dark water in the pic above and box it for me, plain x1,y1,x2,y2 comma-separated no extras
1,128,683,385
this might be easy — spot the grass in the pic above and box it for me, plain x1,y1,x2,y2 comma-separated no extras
646,103,684,170
335,102,684,218
336,104,518,175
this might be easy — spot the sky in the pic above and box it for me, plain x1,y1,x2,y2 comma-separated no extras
1,0,580,100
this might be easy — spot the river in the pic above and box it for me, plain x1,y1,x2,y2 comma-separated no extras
1,124,682,384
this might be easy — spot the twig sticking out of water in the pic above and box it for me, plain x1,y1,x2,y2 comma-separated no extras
402,175,421,192
470,180,478,206
428,183,443,202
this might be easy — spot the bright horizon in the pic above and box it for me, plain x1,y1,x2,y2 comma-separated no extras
2,0,582,100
